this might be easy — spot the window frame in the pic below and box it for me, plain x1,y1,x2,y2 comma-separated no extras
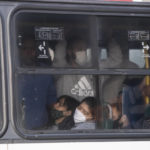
10,2,150,140
0,16,8,137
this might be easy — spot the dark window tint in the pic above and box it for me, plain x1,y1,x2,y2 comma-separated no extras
101,75,150,129
16,13,95,68
16,74,97,130
99,17,150,69
13,12,150,138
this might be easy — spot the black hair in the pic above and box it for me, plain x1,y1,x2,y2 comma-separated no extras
56,95,79,130
81,97,97,117
123,76,144,87
57,95,79,113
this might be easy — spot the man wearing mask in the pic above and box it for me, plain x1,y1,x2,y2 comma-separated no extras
56,36,95,102
71,97,97,130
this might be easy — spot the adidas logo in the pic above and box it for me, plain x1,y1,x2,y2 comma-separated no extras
71,76,94,97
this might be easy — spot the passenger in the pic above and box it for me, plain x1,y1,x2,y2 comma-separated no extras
71,97,97,130
18,38,57,130
111,103,129,129
49,95,79,130
103,92,129,129
100,35,139,129
102,103,128,129
128,84,150,129
56,36,95,102
100,30,138,105
101,39,138,104
122,77,146,128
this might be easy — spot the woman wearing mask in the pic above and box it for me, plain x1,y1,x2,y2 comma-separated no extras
48,95,79,130
72,97,97,130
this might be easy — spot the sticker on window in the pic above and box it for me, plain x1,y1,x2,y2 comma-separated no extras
128,31,149,41
35,27,64,41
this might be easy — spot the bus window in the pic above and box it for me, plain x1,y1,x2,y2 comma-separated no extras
14,12,100,134
99,17,150,69
101,75,150,129
15,13,94,69
16,74,98,130
12,9,150,140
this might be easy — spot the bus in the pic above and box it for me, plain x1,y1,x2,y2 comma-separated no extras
0,0,150,145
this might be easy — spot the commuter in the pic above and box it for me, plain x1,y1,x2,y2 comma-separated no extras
71,97,97,130
101,38,138,104
49,95,79,130
56,36,95,102
103,91,129,129
122,77,146,128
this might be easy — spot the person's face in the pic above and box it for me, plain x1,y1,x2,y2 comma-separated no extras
53,98,68,112
77,102,93,121
112,106,120,121
73,41,87,53
73,41,88,67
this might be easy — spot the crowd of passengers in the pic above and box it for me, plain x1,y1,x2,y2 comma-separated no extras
19,32,150,130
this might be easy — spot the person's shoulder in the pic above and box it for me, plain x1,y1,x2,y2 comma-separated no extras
120,60,139,69
72,121,95,130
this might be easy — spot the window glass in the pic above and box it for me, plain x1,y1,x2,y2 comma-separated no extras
101,75,150,129
16,74,150,130
16,74,97,130
99,17,150,69
14,12,150,137
129,49,145,68
16,13,94,68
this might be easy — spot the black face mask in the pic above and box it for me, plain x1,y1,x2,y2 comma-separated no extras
50,109,64,120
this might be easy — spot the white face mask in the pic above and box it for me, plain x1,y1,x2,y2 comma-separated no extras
73,108,86,123
75,51,87,66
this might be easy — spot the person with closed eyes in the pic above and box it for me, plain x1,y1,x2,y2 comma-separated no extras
71,97,97,130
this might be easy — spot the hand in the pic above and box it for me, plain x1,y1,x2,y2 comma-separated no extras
119,115,129,128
